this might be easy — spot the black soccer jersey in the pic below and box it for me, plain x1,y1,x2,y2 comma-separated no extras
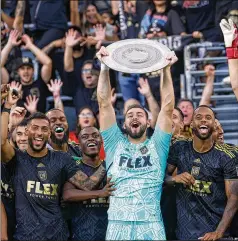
168,140,238,240
70,160,109,241
1,162,16,240
11,149,79,241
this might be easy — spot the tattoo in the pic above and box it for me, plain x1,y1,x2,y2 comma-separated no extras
15,0,26,17
230,180,238,196
43,43,55,55
216,180,238,234
69,165,106,191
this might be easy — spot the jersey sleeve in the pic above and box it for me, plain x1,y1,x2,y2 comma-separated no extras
62,153,80,181
100,123,125,167
151,126,172,169
167,141,180,167
222,155,238,180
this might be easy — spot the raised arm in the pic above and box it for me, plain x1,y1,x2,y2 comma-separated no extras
96,47,116,131
138,77,160,129
156,52,177,133
64,29,81,72
70,0,80,26
13,0,26,33
199,180,238,240
42,38,65,55
220,19,238,101
21,34,52,83
1,10,14,28
1,82,22,163
47,79,64,111
1,30,21,67
199,64,215,106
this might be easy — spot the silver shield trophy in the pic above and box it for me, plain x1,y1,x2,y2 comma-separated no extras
102,39,172,74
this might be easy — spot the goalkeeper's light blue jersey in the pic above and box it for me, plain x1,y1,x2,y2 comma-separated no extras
101,124,171,222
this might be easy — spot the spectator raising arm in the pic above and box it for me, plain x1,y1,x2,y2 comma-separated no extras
24,95,39,114
1,30,21,67
42,38,65,55
138,77,160,129
13,0,26,33
1,10,14,29
1,81,22,163
220,19,238,101
96,47,116,131
70,0,80,26
199,64,215,106
64,29,82,72
156,52,177,133
21,34,52,83
47,79,64,111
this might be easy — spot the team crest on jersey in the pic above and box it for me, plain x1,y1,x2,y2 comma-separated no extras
140,146,148,155
191,166,200,176
38,171,47,181
193,158,201,164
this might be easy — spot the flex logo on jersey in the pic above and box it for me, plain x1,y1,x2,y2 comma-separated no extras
27,181,58,196
119,155,152,168
187,180,212,195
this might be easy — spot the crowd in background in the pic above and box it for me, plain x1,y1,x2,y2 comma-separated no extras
1,0,238,241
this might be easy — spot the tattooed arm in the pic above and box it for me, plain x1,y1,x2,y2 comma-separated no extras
68,165,106,191
63,177,115,202
199,180,238,240
13,0,26,33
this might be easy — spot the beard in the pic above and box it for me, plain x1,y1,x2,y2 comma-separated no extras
192,127,213,140
51,129,69,147
125,124,147,139
28,138,47,152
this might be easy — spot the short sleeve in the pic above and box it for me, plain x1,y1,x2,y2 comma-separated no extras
100,123,125,167
167,142,180,167
151,127,172,161
222,156,238,180
62,153,80,181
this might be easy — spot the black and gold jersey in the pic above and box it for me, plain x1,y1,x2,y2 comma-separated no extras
168,140,238,240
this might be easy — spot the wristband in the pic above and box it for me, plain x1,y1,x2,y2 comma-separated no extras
226,47,238,59
101,63,109,71
2,107,11,114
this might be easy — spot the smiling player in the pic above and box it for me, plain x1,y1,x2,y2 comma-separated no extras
166,105,238,240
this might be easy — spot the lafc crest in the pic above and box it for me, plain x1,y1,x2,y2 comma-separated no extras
38,171,47,181
191,166,200,176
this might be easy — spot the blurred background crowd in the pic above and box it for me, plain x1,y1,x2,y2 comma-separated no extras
1,0,238,145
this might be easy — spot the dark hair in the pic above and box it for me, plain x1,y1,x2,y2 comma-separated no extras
82,60,93,69
27,112,50,125
174,107,184,121
45,108,65,116
76,106,99,136
68,25,82,36
177,98,195,109
17,118,29,127
194,105,215,118
125,104,149,119
86,3,99,13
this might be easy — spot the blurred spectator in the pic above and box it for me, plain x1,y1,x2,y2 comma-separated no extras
83,3,102,37
2,32,52,113
139,0,186,39
101,11,119,41
63,28,95,95
183,0,222,42
13,0,68,48
177,98,194,139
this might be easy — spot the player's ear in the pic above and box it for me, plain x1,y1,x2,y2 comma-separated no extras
180,121,184,130
190,121,193,130
147,119,150,128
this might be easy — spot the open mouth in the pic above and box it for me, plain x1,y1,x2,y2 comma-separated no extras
33,137,43,146
55,127,64,133
199,125,208,134
87,142,97,148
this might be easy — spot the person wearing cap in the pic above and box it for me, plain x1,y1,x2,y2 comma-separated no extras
96,46,177,240
15,35,52,113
